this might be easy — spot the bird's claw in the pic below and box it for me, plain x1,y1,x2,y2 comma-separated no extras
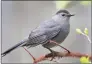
50,51,56,61
45,47,56,61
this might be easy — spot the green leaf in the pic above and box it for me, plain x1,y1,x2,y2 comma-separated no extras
76,28,82,34
84,28,88,35
80,56,91,63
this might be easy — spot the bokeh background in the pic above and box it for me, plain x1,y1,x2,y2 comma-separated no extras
2,1,91,63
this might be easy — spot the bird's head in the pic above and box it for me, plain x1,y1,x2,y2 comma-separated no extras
56,9,74,18
54,10,75,22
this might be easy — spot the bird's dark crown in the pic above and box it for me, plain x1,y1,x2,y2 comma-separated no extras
56,10,70,14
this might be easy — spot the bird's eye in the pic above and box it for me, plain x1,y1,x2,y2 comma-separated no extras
62,14,65,16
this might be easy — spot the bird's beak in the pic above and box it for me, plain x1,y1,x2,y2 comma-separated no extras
66,14,75,17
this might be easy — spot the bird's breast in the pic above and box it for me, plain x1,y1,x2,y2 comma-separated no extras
52,24,70,43
43,23,70,48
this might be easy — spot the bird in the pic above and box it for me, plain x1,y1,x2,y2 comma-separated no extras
1,9,74,57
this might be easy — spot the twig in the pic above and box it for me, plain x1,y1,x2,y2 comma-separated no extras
82,33,91,43
23,47,36,61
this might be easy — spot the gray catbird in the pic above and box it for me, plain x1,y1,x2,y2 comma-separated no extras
1,10,74,57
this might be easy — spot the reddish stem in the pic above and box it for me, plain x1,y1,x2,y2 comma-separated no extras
23,47,36,61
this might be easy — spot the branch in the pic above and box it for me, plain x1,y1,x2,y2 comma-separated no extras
23,47,91,63
33,51,92,63
33,51,91,63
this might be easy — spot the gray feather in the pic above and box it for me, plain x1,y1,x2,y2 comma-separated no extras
25,19,61,48
1,38,28,57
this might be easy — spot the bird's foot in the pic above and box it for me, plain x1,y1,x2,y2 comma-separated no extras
50,50,56,61
45,47,56,61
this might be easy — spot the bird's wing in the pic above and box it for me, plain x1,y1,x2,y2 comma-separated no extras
25,19,61,47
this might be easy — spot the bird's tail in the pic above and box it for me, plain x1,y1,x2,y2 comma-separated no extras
1,38,28,57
